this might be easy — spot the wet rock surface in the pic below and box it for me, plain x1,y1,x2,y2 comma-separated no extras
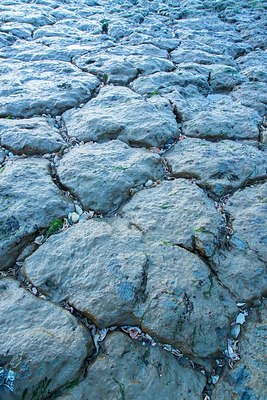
0,0,266,399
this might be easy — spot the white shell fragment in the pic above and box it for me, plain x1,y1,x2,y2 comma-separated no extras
34,235,45,245
236,311,248,325
211,375,220,385
68,212,80,223
121,326,142,339
231,324,241,339
74,204,83,216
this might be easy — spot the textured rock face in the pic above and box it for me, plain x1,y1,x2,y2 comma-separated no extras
0,158,72,269
166,138,267,198
0,117,66,155
0,60,100,118
62,86,178,147
121,179,225,258
56,332,206,400
213,302,267,400
0,0,266,399
0,279,91,400
57,140,164,213
24,219,236,358
212,183,267,300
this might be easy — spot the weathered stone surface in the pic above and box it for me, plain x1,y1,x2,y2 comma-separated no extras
213,182,267,300
57,140,164,213
0,278,91,400
166,138,267,198
0,60,100,118
73,52,174,85
0,117,66,155
136,245,236,358
56,332,206,400
1,0,266,397
24,220,147,327
183,102,261,141
213,302,267,400
62,86,178,147
231,81,267,117
171,48,237,67
24,218,236,358
0,158,72,269
121,179,225,258
130,69,210,96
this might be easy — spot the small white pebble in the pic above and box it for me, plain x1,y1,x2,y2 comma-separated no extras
145,180,153,188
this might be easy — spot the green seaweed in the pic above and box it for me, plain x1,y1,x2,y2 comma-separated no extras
45,218,63,238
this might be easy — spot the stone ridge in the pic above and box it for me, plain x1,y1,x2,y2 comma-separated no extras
0,0,266,399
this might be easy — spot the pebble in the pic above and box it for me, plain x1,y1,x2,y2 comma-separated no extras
145,180,153,188
68,212,80,223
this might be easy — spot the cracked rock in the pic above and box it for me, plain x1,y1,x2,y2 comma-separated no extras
73,52,174,85
135,245,236,359
0,60,100,118
62,86,178,147
57,140,164,214
24,220,147,327
213,301,267,400
166,138,267,198
121,179,225,258
213,182,267,300
0,158,72,269
0,117,66,155
0,278,91,400
56,332,206,400
24,220,236,359
183,102,261,141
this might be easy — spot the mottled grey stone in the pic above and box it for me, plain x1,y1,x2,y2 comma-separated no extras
213,182,267,300
213,302,267,400
183,103,261,140
0,117,65,155
24,220,147,327
0,278,91,400
73,53,174,85
0,158,72,269
166,138,267,198
57,140,164,213
121,179,225,258
62,86,178,148
56,332,206,400
0,60,100,118
24,219,235,359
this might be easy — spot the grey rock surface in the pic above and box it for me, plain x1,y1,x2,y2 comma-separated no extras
166,138,267,198
213,302,267,400
57,140,164,213
0,158,72,269
213,182,267,300
121,179,225,258
24,220,147,327
55,332,206,400
24,218,236,359
183,103,261,141
0,117,66,155
0,278,91,400
0,60,100,118
0,0,266,398
62,86,178,147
